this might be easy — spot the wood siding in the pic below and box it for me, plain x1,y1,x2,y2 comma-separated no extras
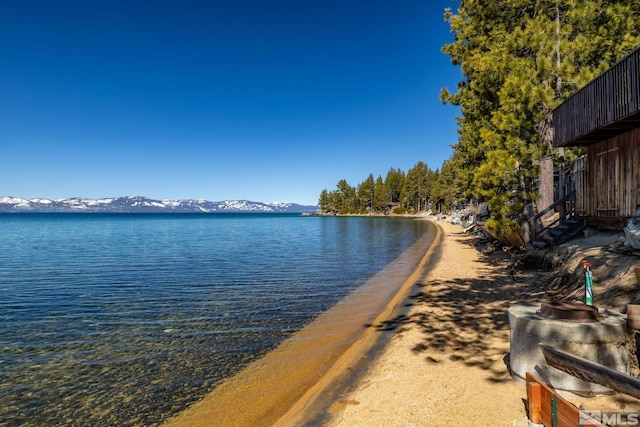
553,48,640,147
579,127,640,228
573,155,587,216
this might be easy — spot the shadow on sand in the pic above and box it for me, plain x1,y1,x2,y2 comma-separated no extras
369,242,640,408
370,247,543,384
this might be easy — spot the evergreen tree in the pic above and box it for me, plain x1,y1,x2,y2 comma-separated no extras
436,159,461,212
384,168,406,205
442,0,640,237
403,161,431,212
318,189,330,212
357,174,375,213
336,179,357,214
373,175,387,212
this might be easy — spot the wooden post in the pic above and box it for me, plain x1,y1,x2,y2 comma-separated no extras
628,304,640,331
558,152,566,221
527,379,543,424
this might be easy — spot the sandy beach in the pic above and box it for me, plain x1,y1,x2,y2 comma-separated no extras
323,220,532,426
166,219,640,426
166,219,536,426
163,221,441,427
323,219,640,426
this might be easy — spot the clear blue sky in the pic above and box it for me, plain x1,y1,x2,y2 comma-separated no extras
1,0,461,205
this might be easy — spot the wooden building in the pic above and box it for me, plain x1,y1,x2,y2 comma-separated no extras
553,47,640,229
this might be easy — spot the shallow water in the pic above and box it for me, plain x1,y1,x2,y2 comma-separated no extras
0,213,433,426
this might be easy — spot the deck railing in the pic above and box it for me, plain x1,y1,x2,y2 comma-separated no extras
529,190,577,243
553,48,640,147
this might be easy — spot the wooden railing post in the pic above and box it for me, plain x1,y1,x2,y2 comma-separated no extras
527,379,543,424
559,153,566,222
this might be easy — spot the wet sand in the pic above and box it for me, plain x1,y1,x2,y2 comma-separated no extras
163,221,441,426
323,220,532,426
323,221,640,426
166,218,640,426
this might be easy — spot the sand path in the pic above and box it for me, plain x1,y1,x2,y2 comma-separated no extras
323,220,534,426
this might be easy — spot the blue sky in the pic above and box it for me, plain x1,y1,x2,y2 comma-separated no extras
1,0,461,205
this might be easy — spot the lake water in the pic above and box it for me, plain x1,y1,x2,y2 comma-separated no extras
0,213,434,426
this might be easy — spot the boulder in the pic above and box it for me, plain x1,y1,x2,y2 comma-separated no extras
625,219,640,249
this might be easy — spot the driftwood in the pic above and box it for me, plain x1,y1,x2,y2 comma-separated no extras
540,343,640,400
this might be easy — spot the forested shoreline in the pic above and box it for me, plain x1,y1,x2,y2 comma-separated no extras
318,1,640,237
318,161,455,215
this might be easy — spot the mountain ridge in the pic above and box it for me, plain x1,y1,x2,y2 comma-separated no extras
0,196,319,213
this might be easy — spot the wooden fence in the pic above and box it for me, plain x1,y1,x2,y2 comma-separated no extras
553,48,640,147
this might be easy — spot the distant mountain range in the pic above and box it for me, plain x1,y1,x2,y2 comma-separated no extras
0,196,319,214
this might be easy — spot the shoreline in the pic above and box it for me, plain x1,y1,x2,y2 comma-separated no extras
323,220,531,426
273,220,444,426
322,220,640,426
163,217,640,426
163,221,441,426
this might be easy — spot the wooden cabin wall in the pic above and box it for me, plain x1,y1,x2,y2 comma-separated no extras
582,127,640,229
573,155,587,216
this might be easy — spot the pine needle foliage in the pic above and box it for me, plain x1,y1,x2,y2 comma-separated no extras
441,0,640,238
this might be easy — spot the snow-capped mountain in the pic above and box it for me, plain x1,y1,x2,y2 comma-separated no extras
0,196,319,213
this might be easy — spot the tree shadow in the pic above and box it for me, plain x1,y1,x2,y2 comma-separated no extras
367,231,640,411
372,247,546,384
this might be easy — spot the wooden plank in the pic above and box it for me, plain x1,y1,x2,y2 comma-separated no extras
540,343,640,400
555,396,580,427
539,386,554,426
553,47,640,147
527,379,543,424
540,391,554,425
526,372,604,427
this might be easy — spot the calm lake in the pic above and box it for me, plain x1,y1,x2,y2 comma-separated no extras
0,213,435,426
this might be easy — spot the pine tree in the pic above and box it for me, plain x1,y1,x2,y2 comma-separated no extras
318,189,330,212
384,168,406,206
442,0,640,237
334,179,354,214
357,174,376,213
373,175,387,212
403,161,431,212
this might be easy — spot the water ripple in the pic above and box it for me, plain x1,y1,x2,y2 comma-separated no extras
0,213,431,426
